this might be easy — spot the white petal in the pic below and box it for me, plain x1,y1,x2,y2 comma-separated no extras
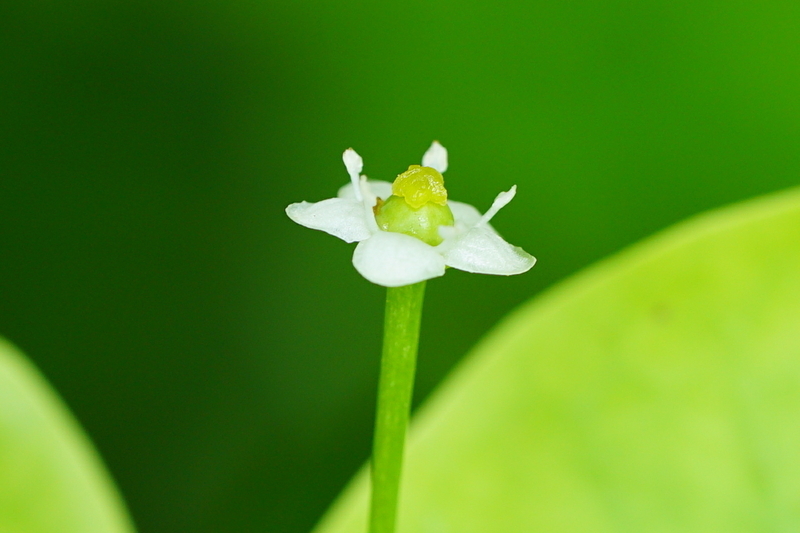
343,149,364,201
369,181,394,201
338,180,393,201
352,231,446,287
440,225,535,275
442,200,498,242
448,200,484,228
422,141,448,173
286,198,372,243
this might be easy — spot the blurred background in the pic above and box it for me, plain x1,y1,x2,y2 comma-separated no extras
1,0,799,531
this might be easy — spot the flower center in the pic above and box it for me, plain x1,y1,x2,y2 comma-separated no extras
392,165,448,209
373,165,454,246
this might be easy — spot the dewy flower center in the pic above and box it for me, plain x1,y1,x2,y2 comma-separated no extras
374,165,455,246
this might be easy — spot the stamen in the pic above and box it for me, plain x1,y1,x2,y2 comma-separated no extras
478,186,517,226
373,197,385,216
343,148,364,202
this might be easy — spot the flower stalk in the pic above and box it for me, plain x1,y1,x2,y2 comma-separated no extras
369,281,426,533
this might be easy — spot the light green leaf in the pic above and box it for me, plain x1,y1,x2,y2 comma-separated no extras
0,338,135,533
315,186,800,533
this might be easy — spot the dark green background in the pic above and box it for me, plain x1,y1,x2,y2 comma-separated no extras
2,1,798,531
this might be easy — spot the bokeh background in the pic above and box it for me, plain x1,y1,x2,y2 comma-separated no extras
2,1,799,531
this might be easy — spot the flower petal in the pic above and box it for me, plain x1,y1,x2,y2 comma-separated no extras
286,198,372,243
352,231,446,287
338,180,393,202
440,225,536,275
448,200,484,228
422,141,448,173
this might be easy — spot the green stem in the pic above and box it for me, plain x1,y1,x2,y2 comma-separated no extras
369,281,427,533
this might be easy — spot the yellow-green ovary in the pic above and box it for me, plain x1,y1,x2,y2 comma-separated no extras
375,196,454,246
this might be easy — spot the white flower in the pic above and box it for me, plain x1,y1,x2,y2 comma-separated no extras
286,142,536,287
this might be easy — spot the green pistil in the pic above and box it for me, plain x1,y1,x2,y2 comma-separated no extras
373,166,455,246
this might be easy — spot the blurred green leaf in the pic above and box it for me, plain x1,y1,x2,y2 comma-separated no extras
315,186,800,532
0,339,135,533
